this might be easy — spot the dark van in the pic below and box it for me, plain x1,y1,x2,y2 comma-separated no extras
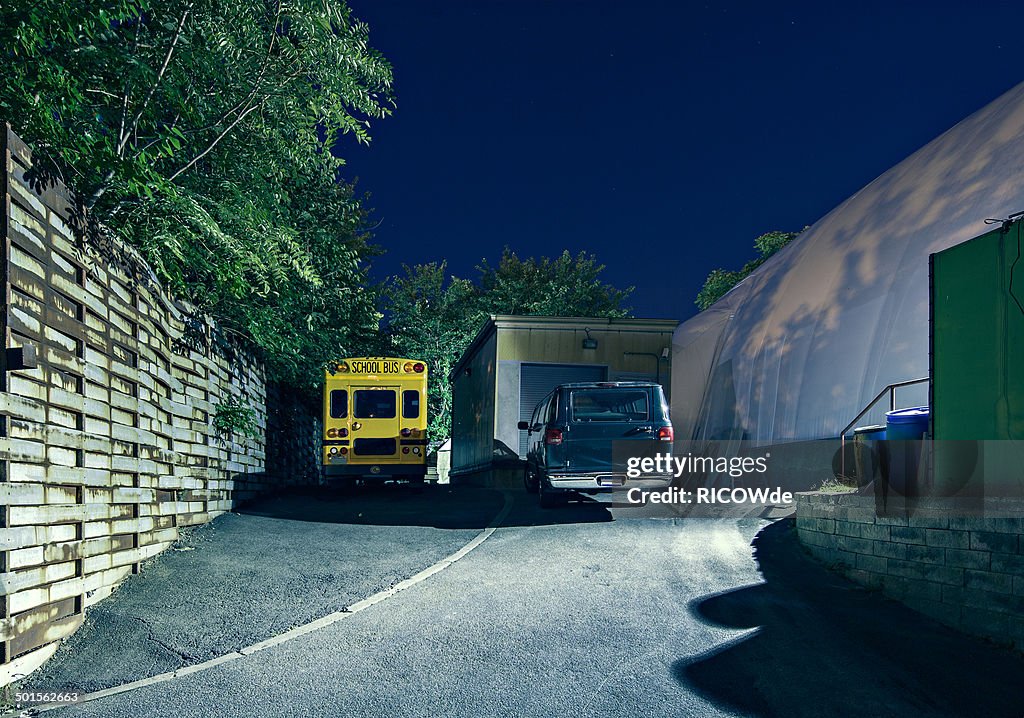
517,382,674,507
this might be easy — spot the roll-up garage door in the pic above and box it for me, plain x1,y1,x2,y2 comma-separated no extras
518,363,607,456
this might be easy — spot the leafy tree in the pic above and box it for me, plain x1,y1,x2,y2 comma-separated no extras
695,229,803,310
695,268,748,312
0,0,394,391
476,248,633,318
382,263,478,441
383,250,632,440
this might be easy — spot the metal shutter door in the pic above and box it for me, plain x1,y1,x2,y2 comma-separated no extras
518,363,607,456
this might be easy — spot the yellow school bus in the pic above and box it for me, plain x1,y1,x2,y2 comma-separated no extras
323,357,428,484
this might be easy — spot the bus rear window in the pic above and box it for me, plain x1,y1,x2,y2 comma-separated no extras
402,390,420,419
329,390,348,418
354,390,397,418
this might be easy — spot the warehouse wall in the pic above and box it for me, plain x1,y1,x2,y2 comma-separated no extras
0,126,316,684
450,330,496,476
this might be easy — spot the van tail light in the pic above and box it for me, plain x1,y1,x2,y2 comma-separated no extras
544,428,563,445
657,426,674,441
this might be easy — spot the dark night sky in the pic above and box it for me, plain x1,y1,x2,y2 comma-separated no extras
340,0,1022,322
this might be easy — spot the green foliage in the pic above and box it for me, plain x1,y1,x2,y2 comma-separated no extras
381,262,479,442
695,229,803,310
0,0,394,393
695,268,747,313
212,396,259,441
755,230,800,257
382,250,633,440
476,249,633,318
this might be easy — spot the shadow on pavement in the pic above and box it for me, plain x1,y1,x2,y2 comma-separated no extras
674,519,1024,718
238,484,613,529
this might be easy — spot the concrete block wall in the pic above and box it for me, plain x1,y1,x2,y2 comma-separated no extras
795,492,1024,650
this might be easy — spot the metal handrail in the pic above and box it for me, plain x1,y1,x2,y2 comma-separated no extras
840,377,930,438
838,377,929,480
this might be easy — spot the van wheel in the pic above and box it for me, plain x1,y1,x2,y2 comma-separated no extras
524,465,539,494
538,479,564,508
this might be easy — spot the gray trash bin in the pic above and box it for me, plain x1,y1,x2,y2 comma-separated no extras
853,424,886,487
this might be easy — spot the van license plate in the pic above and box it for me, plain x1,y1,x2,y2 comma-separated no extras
597,477,624,487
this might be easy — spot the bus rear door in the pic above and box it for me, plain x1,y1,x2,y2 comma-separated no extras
350,385,401,464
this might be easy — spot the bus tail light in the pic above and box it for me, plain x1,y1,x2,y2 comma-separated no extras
413,362,425,373
402,447,410,454
544,428,563,445
339,428,348,437
403,362,414,373
658,426,674,441
340,447,348,455
336,361,349,373
401,428,412,437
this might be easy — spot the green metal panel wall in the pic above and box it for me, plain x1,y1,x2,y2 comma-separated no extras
932,224,1024,492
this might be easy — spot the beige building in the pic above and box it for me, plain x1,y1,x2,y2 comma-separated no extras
449,315,678,479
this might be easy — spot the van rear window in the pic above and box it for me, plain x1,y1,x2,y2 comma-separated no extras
570,389,649,422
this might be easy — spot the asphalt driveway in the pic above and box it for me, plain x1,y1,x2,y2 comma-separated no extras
13,484,1024,718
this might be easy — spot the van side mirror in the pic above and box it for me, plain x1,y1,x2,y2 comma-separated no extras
517,421,530,431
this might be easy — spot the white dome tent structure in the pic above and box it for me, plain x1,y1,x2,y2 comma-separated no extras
671,80,1024,487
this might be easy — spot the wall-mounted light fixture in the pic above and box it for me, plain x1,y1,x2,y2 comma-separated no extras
582,327,598,350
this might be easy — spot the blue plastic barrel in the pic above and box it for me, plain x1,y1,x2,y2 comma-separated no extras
884,407,930,495
885,407,929,440
854,425,886,441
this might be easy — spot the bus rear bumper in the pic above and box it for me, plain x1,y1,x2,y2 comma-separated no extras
323,463,427,480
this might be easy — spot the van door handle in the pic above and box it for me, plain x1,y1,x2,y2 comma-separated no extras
629,426,653,435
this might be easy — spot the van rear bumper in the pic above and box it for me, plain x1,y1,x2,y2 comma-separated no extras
547,473,673,491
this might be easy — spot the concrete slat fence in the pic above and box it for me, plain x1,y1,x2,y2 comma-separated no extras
0,126,314,684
